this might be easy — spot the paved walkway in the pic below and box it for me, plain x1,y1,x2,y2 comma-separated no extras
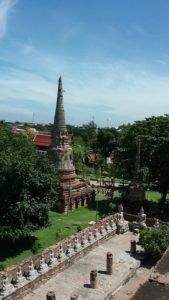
23,232,141,300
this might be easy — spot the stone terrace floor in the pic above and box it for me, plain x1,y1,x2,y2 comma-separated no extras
23,232,141,300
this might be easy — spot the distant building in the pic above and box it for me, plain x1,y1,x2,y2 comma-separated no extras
33,132,73,153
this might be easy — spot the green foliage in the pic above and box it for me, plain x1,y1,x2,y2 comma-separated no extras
0,125,59,241
0,264,5,271
116,115,169,201
96,127,118,158
76,225,82,232
31,240,41,254
139,226,169,258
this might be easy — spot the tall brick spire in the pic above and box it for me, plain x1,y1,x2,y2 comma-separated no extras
52,77,68,147
48,77,92,213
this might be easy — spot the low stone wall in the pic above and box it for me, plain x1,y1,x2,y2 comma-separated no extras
123,212,169,227
0,214,118,300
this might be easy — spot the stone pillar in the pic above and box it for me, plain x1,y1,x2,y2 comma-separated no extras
90,270,97,289
106,252,113,275
130,240,137,254
70,295,78,300
46,291,56,300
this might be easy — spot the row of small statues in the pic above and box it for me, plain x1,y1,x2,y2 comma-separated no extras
0,220,117,297
2,207,160,297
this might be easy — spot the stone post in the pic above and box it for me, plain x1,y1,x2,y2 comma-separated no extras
46,291,56,300
106,252,113,275
70,295,78,300
90,270,97,289
130,240,137,254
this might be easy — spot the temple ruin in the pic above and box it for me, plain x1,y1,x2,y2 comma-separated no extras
48,77,93,213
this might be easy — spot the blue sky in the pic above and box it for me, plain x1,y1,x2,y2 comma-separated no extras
0,0,169,127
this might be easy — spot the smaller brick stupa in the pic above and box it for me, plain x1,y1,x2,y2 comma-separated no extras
129,141,145,203
48,77,93,213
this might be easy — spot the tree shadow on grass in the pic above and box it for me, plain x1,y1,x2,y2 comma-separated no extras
88,197,120,218
0,235,40,264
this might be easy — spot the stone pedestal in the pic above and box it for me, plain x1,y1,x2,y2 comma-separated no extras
130,240,137,254
129,185,145,202
106,252,113,275
70,295,78,300
90,270,97,289
46,291,56,300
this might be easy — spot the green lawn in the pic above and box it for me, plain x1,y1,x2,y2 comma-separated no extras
1,189,164,269
0,195,108,269
145,191,161,202
145,191,169,202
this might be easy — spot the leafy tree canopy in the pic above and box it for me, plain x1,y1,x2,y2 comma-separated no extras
115,115,169,200
139,226,169,259
0,125,59,241
96,127,118,158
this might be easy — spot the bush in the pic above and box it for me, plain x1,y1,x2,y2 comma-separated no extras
77,225,82,232
139,226,169,259
31,240,41,254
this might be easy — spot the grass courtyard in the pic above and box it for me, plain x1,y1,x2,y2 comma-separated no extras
0,195,109,269
0,190,167,269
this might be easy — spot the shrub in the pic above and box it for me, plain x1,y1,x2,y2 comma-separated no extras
77,225,82,232
31,240,41,254
139,226,169,259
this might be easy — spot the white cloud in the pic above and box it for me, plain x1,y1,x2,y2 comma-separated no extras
0,68,56,106
0,0,17,38
1,45,169,126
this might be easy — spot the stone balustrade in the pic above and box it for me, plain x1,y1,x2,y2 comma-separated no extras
0,214,118,299
1,210,168,299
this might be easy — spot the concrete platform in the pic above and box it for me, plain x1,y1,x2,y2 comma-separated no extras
23,232,141,300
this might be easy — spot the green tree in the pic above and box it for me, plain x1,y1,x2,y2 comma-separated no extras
0,125,59,241
96,127,118,158
115,115,169,201
139,226,169,258
72,137,86,173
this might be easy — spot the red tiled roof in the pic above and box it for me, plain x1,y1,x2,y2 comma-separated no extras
33,134,51,147
33,132,73,148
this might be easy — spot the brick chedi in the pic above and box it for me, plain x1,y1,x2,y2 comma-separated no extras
48,77,93,213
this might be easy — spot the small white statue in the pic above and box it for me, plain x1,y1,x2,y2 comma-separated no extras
153,218,160,228
27,259,38,280
14,265,27,288
49,250,58,267
0,272,15,296
138,207,147,229
66,241,74,257
38,254,48,274
116,204,129,233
